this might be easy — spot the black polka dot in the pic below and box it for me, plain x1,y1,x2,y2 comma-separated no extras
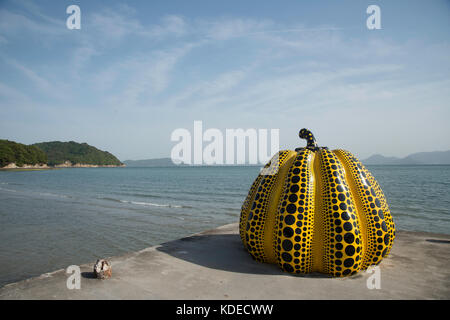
384,234,390,245
282,252,293,262
286,204,296,214
345,245,355,256
344,258,354,268
282,239,293,251
284,215,295,225
375,198,381,207
283,263,294,272
288,194,298,203
344,233,355,244
343,222,352,231
283,227,294,238
341,212,350,220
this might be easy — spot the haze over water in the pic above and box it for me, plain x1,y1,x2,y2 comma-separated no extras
0,165,449,287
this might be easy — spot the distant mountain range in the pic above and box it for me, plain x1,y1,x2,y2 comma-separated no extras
124,150,450,167
362,150,450,165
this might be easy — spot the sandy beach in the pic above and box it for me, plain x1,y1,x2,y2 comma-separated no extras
0,223,449,300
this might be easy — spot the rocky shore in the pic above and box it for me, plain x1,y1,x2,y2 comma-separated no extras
1,161,125,169
1,163,50,169
54,161,126,168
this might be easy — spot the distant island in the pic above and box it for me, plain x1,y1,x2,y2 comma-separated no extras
0,139,124,168
362,150,450,165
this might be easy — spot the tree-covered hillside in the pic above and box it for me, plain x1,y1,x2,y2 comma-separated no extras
33,141,123,166
0,139,48,167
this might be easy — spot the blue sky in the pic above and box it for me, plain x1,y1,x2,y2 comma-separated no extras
0,0,449,161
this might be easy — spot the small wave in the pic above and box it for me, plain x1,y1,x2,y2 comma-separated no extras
100,197,189,208
0,182,24,186
0,187,70,199
38,192,70,199
0,187,17,192
120,200,186,208
113,192,168,200
99,197,123,203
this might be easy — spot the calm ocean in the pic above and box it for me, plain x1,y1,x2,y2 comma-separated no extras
0,165,449,287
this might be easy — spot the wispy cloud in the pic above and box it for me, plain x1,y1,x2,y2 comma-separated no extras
3,57,67,100
0,81,31,103
96,42,199,108
0,9,63,37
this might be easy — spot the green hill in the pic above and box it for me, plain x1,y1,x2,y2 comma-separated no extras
0,139,48,167
33,141,123,166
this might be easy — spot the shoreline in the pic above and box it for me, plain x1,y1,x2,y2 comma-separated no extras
0,164,126,171
0,224,449,299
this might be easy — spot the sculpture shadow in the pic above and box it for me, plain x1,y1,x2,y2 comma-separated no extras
81,272,96,279
156,233,330,278
426,239,450,244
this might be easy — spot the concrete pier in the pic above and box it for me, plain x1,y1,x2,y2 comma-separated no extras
0,223,449,299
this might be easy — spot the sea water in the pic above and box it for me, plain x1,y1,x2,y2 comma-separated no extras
0,165,449,286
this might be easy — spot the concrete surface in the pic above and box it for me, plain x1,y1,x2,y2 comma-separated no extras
0,223,449,299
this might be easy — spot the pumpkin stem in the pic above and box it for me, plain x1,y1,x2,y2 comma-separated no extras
299,128,319,150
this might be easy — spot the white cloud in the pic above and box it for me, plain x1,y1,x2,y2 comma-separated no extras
145,15,187,37
99,42,198,107
203,18,274,40
5,58,65,99
0,9,64,37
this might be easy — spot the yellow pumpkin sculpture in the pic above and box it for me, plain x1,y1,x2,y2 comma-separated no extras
240,129,395,277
